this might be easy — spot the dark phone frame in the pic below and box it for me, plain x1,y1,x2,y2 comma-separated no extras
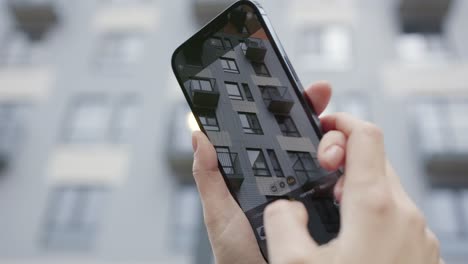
171,0,329,261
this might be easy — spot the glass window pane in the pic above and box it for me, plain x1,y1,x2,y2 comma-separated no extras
247,150,260,166
228,60,237,70
66,99,110,143
427,190,458,237
113,98,138,143
200,80,213,91
448,103,468,151
220,59,229,69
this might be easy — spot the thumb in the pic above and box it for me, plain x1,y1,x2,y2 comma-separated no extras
264,200,318,263
192,131,231,207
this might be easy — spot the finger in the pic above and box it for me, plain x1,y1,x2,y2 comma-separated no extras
320,113,387,193
334,176,344,203
264,200,317,263
318,130,346,171
192,131,232,207
304,81,332,115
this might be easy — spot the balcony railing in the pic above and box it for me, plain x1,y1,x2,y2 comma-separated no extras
245,38,267,62
398,0,452,33
260,86,294,114
189,78,220,109
424,152,468,188
8,0,59,41
217,151,244,191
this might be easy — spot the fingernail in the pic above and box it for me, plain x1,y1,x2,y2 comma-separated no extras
324,145,342,164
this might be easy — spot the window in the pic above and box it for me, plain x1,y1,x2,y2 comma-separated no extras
220,58,239,73
413,101,468,153
210,37,224,49
239,40,247,54
94,32,144,69
111,97,139,143
247,149,271,177
63,95,139,144
242,83,254,101
238,112,263,134
199,111,220,131
190,78,213,91
267,150,284,177
427,189,468,239
43,186,107,250
64,97,111,143
288,152,319,179
397,33,449,64
224,38,233,49
275,115,300,137
225,82,243,100
252,62,270,77
216,147,235,174
0,31,34,66
242,26,249,35
170,186,201,253
299,25,352,71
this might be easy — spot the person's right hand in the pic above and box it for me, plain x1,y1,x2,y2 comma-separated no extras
264,113,443,264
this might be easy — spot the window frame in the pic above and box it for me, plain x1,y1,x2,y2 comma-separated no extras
275,115,301,137
225,82,243,100
220,57,240,74
267,149,284,177
238,112,263,135
251,62,271,77
247,148,272,177
198,111,220,132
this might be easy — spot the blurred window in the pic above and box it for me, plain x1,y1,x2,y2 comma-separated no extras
170,186,201,253
328,95,371,121
0,31,32,66
64,97,110,143
94,32,145,70
299,25,352,71
427,189,468,240
413,101,468,153
63,95,139,144
111,96,139,143
397,33,449,64
43,186,108,250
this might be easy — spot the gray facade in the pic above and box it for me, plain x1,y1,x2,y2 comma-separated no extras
0,0,467,264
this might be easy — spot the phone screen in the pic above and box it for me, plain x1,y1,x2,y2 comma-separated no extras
172,2,340,257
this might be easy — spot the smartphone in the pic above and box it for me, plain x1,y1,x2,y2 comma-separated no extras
171,0,341,260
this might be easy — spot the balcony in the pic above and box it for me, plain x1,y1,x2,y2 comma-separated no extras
245,38,267,62
193,0,236,24
8,0,59,41
217,151,244,191
424,152,468,188
260,86,294,114
398,0,452,33
189,78,219,109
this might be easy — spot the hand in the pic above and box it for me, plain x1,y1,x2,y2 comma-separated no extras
191,82,346,264
264,113,443,264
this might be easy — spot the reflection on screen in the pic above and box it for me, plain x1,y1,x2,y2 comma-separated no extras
173,3,340,256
